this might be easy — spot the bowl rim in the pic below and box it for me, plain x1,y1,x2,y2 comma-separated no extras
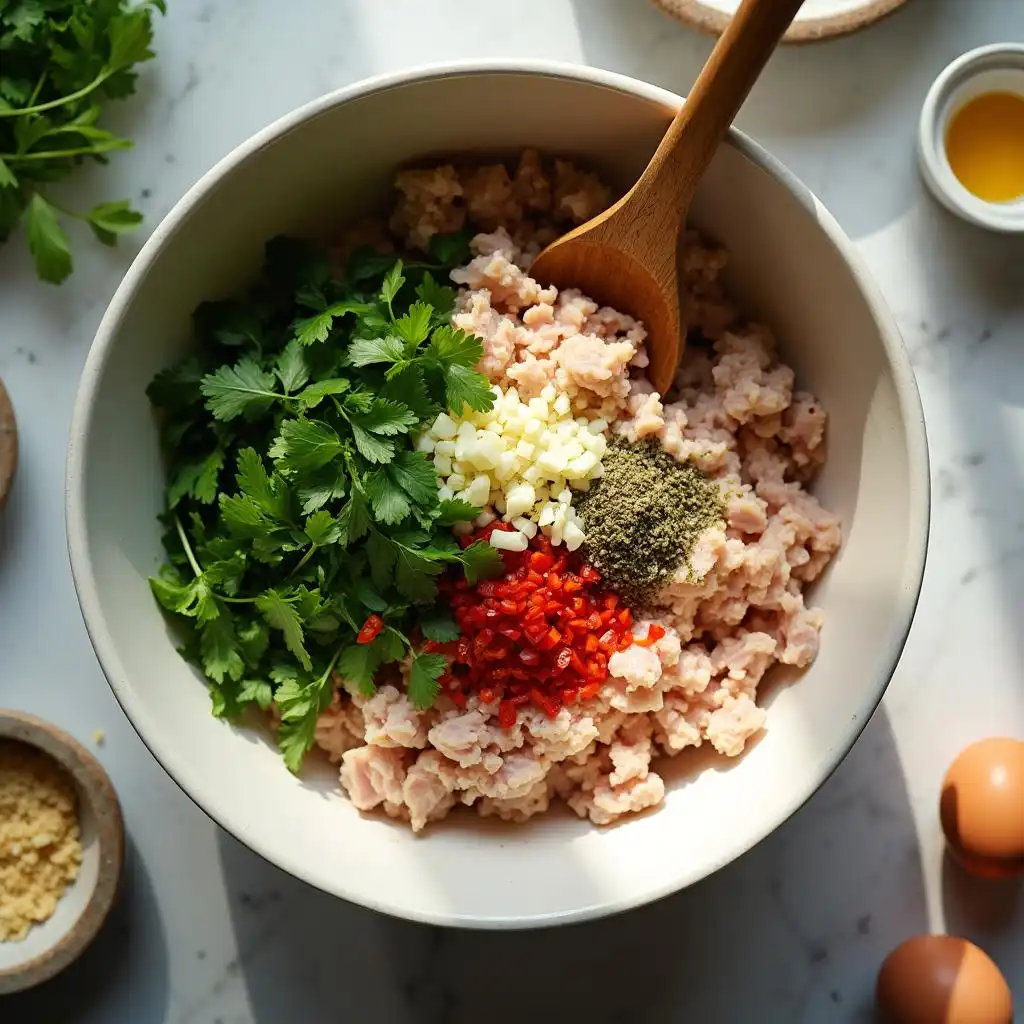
65,58,931,929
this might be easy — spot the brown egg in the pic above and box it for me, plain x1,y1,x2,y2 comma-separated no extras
940,737,1024,878
877,935,1013,1024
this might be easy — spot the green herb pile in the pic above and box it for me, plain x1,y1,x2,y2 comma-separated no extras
0,0,165,283
148,233,504,771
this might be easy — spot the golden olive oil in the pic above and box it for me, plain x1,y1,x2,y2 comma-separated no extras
945,91,1024,204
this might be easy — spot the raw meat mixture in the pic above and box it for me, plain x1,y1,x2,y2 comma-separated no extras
315,151,842,831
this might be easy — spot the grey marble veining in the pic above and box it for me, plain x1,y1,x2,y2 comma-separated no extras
1,0,1022,1021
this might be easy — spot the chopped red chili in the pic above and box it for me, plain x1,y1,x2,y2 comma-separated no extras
438,529,635,729
356,613,385,644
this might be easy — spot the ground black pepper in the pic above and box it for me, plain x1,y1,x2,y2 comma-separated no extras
575,437,725,607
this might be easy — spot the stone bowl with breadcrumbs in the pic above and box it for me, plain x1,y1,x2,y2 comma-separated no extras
66,61,929,928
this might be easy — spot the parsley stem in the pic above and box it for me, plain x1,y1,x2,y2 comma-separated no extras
174,515,204,578
289,544,318,578
3,143,131,163
27,71,47,108
0,69,115,120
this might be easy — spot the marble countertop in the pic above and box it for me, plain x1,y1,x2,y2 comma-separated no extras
2,0,1023,1020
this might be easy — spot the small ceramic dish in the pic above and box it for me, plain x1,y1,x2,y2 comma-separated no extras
918,44,1024,232
648,0,909,44
0,375,16,508
0,711,124,996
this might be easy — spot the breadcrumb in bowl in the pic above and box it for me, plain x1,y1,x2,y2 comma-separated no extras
68,62,929,927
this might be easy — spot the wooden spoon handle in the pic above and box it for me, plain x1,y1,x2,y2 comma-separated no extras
637,0,805,219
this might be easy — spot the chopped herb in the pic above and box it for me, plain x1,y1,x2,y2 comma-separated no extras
0,0,165,283
148,234,500,770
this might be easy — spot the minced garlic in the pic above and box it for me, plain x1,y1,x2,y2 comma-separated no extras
0,741,82,942
418,383,607,550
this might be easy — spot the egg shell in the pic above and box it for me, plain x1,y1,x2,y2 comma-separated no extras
940,737,1024,878
876,935,1013,1024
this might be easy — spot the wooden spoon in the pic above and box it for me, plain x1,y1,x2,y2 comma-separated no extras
530,0,806,395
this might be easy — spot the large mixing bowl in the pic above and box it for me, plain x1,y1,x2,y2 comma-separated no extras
66,61,929,928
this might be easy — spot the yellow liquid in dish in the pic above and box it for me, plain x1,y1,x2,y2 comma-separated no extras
945,91,1024,204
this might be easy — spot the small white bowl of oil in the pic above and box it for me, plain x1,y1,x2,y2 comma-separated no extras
919,44,1024,232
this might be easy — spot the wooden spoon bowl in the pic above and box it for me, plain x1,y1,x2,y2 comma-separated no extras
531,0,806,394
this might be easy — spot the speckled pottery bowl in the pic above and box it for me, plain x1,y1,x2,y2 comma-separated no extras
66,61,929,928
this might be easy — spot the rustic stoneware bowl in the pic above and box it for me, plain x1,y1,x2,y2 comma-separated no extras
0,711,124,994
0,375,16,509
67,61,929,928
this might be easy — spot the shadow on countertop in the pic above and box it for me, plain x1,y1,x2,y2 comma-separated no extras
0,834,170,1024
216,704,924,1024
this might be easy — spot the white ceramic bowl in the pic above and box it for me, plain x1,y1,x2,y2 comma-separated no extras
67,61,929,928
918,44,1024,232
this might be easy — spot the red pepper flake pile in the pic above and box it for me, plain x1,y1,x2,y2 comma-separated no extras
430,524,635,727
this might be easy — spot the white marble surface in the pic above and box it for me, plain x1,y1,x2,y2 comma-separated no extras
1,0,1022,1020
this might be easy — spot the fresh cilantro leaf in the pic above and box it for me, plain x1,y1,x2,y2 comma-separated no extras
203,553,247,597
435,498,479,525
276,340,310,394
201,359,280,421
442,362,495,416
149,568,220,623
426,326,483,368
238,679,274,711
277,716,318,774
1,1,162,282
293,301,369,346
347,335,405,368
349,424,395,465
393,301,432,345
351,399,418,437
25,193,72,284
393,544,444,603
295,378,350,411
366,530,395,593
236,448,291,522
374,628,407,663
428,230,473,268
255,589,312,671
461,540,504,584
167,448,224,507
337,643,382,698
407,652,447,710
420,607,460,643
296,467,347,515
364,470,410,525
87,199,143,245
269,419,344,474
380,260,405,310
304,510,343,546
200,608,245,685
415,272,457,321
350,578,387,613
0,158,18,189
237,619,270,668
381,364,436,422
387,451,438,507
219,494,270,537
337,491,370,542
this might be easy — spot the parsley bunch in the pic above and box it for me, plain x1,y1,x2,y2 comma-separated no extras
148,233,504,771
0,0,165,283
